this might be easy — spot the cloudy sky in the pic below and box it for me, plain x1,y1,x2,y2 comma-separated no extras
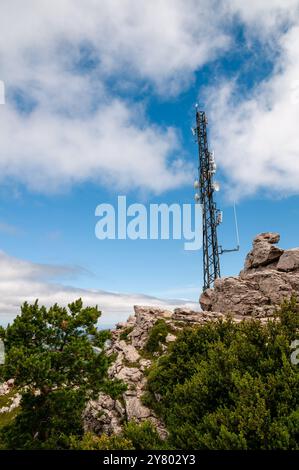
0,0,299,326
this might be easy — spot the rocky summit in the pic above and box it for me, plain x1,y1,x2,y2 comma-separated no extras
82,232,299,439
200,232,299,317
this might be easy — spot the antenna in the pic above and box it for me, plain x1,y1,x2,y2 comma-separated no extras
193,108,240,291
218,202,240,255
194,108,221,291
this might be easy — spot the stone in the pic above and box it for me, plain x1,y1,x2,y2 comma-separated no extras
83,392,124,436
115,340,140,363
277,249,299,272
165,333,176,343
115,366,142,383
0,392,22,415
125,397,151,420
173,307,201,316
200,233,299,317
139,359,152,371
204,276,270,316
253,232,280,244
199,288,214,311
244,239,283,270
133,306,173,317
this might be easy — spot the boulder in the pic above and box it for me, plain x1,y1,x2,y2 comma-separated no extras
244,232,283,271
204,276,270,316
114,340,140,363
115,366,142,383
199,288,214,311
83,392,124,436
125,397,151,421
200,233,299,316
173,307,200,316
254,232,280,244
277,249,299,272
165,333,176,343
133,306,172,318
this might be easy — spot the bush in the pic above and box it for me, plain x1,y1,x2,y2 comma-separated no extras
70,421,164,450
144,320,169,354
145,299,299,450
0,299,113,449
119,327,134,342
122,421,165,450
70,432,134,450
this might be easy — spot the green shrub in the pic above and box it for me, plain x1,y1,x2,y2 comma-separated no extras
145,299,299,450
70,432,134,450
122,420,165,450
119,327,134,342
144,320,169,354
70,421,164,450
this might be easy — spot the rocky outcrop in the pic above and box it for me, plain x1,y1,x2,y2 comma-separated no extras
83,304,225,438
200,232,299,316
84,232,299,439
244,232,283,270
83,393,124,436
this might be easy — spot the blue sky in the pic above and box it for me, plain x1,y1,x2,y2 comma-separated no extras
0,1,299,327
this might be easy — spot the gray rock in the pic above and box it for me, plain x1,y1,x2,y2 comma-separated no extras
277,249,299,272
83,392,124,436
199,288,214,311
244,238,283,270
115,366,142,383
253,232,280,244
133,306,173,318
165,333,176,343
115,340,140,363
125,397,151,420
173,307,200,316
200,233,299,317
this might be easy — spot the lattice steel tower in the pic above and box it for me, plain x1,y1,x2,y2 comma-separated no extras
193,108,222,291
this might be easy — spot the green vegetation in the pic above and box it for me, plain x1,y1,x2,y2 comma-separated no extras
70,432,134,450
122,420,165,450
119,326,134,342
0,389,20,444
70,421,164,450
0,299,117,449
0,297,298,450
144,319,169,354
0,407,20,431
0,388,16,408
144,299,299,450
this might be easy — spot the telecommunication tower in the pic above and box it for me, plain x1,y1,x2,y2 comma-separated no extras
192,107,239,291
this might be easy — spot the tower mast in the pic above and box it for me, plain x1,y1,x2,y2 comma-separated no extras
194,109,221,291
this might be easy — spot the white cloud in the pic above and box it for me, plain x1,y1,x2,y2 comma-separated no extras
0,1,298,196
226,0,299,35
0,250,198,327
204,17,299,200
0,99,191,193
0,0,234,194
0,0,230,91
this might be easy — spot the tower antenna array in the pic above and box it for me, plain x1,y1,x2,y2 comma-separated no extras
193,108,221,290
193,106,240,291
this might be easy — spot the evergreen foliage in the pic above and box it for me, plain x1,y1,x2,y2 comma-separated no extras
144,299,299,449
